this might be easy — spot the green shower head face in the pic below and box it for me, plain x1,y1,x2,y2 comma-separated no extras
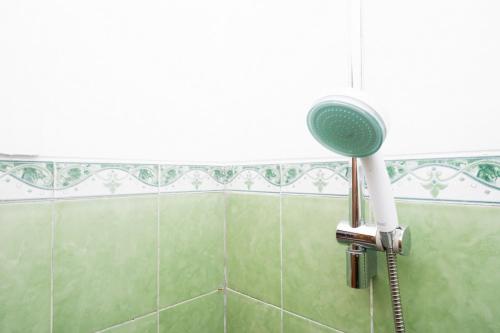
307,97,386,157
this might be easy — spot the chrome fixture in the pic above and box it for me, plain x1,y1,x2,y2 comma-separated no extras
337,221,411,255
307,94,412,333
343,158,376,288
336,158,411,289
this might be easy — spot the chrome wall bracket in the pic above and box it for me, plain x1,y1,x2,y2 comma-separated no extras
338,158,411,289
337,222,411,256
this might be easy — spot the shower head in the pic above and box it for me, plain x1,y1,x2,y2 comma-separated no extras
307,95,386,158
307,94,398,233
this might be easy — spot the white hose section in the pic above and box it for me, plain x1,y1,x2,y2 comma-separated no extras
360,152,398,232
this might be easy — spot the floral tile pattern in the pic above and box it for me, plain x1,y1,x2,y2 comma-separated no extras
159,165,225,192
281,161,350,196
280,157,500,204
225,164,281,193
1,156,499,203
55,163,158,198
0,161,54,200
386,157,500,203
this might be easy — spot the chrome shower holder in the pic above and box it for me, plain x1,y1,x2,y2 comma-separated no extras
337,158,411,289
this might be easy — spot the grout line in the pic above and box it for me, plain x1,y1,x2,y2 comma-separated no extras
227,288,281,311
158,290,219,313
54,190,224,201
281,192,348,198
0,197,58,204
0,190,225,204
53,192,165,201
2,192,499,207
348,0,354,89
50,161,56,333
283,309,344,333
95,290,219,333
357,0,365,90
349,0,362,90
227,288,344,333
158,189,225,195
370,278,374,333
359,0,364,90
50,203,55,333
158,190,225,196
279,164,284,333
156,164,161,333
224,190,281,195
224,190,282,196
95,311,158,333
223,189,228,333
3,151,500,166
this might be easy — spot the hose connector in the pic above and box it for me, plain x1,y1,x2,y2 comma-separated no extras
378,226,411,256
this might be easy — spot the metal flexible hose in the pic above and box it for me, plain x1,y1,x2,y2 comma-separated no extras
386,247,405,332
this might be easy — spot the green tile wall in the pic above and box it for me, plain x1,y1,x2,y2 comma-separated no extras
3,176,500,333
226,193,500,333
159,291,224,333
227,290,281,333
0,202,52,333
282,195,370,333
226,194,370,332
373,202,500,333
226,193,281,306
159,193,224,307
0,192,226,333
53,196,158,332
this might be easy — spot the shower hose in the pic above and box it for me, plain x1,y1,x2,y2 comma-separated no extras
385,246,405,333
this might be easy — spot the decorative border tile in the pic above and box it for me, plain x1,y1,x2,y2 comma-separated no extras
281,162,350,196
1,156,499,204
0,160,54,200
55,163,158,198
386,157,500,204
225,164,281,193
159,165,225,192
280,157,500,204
